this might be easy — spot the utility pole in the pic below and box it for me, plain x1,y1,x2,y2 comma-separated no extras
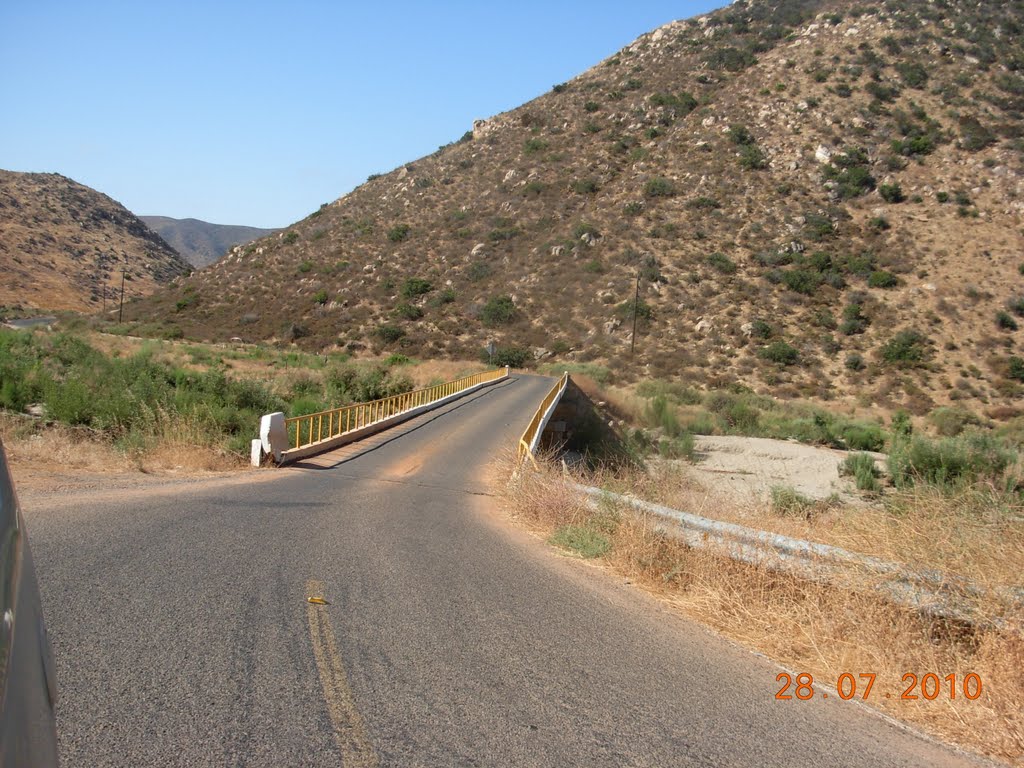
118,267,127,323
630,271,641,358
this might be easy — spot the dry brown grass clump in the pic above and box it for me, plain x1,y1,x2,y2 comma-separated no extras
501,457,1024,765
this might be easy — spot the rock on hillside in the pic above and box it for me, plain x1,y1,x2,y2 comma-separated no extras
0,171,191,312
140,216,276,269
132,0,1024,418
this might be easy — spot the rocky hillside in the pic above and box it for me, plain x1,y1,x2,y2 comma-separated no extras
0,171,191,312
132,0,1024,418
140,216,276,269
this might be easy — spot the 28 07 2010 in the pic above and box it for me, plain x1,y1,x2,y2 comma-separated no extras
775,672,983,701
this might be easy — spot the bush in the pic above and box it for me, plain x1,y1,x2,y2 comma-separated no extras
868,270,898,288
401,278,433,299
490,346,530,368
758,341,799,366
313,290,328,305
840,302,869,335
393,303,423,320
888,433,1014,489
1009,357,1024,382
879,183,905,203
524,138,548,154
375,325,406,344
751,320,773,339
643,177,676,198
706,252,737,275
282,232,299,245
739,144,768,169
615,298,652,323
1007,296,1024,317
781,269,822,295
571,178,599,194
928,407,981,437
841,452,881,492
996,311,1019,331
840,423,885,451
387,224,411,242
880,330,929,367
845,353,865,371
480,296,517,326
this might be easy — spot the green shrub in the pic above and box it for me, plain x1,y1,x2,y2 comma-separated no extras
297,261,313,274
313,290,328,305
887,433,1014,489
282,231,299,245
879,183,905,203
659,433,696,461
1007,296,1024,317
480,296,517,326
431,288,456,305
706,252,737,275
996,311,1019,331
644,395,683,438
841,452,881,492
393,303,423,320
643,177,676,198
739,144,768,169
488,227,519,242
1009,357,1024,382
840,422,885,451
781,269,822,295
375,325,406,343
840,303,869,335
728,125,755,145
895,61,928,88
387,224,411,242
615,298,652,323
401,278,433,299
490,346,530,368
928,407,981,437
524,138,548,154
880,330,929,367
759,342,799,366
571,178,600,194
751,320,773,339
868,270,898,288
845,353,865,371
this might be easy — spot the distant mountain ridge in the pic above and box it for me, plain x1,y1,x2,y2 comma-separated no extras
140,216,276,268
0,170,191,312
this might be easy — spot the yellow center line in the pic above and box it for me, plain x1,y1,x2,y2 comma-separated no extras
305,580,379,767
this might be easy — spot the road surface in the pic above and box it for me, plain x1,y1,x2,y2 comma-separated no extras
22,374,984,766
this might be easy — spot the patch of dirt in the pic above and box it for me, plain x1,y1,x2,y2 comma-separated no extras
686,435,883,504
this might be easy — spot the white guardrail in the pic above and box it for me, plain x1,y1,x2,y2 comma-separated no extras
577,485,1023,633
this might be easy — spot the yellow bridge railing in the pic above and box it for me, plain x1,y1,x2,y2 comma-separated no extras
286,368,508,451
518,372,568,468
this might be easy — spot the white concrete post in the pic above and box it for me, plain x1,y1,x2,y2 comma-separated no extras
259,412,288,465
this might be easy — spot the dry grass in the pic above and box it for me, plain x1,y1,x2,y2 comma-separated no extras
0,412,245,477
501,456,1024,765
611,460,1024,594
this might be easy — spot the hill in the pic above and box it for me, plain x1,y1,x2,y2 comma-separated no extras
140,216,276,269
129,0,1024,419
0,171,191,313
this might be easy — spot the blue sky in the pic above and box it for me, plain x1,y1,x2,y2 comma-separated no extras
0,2,726,228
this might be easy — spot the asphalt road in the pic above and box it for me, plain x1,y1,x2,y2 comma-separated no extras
23,374,985,767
